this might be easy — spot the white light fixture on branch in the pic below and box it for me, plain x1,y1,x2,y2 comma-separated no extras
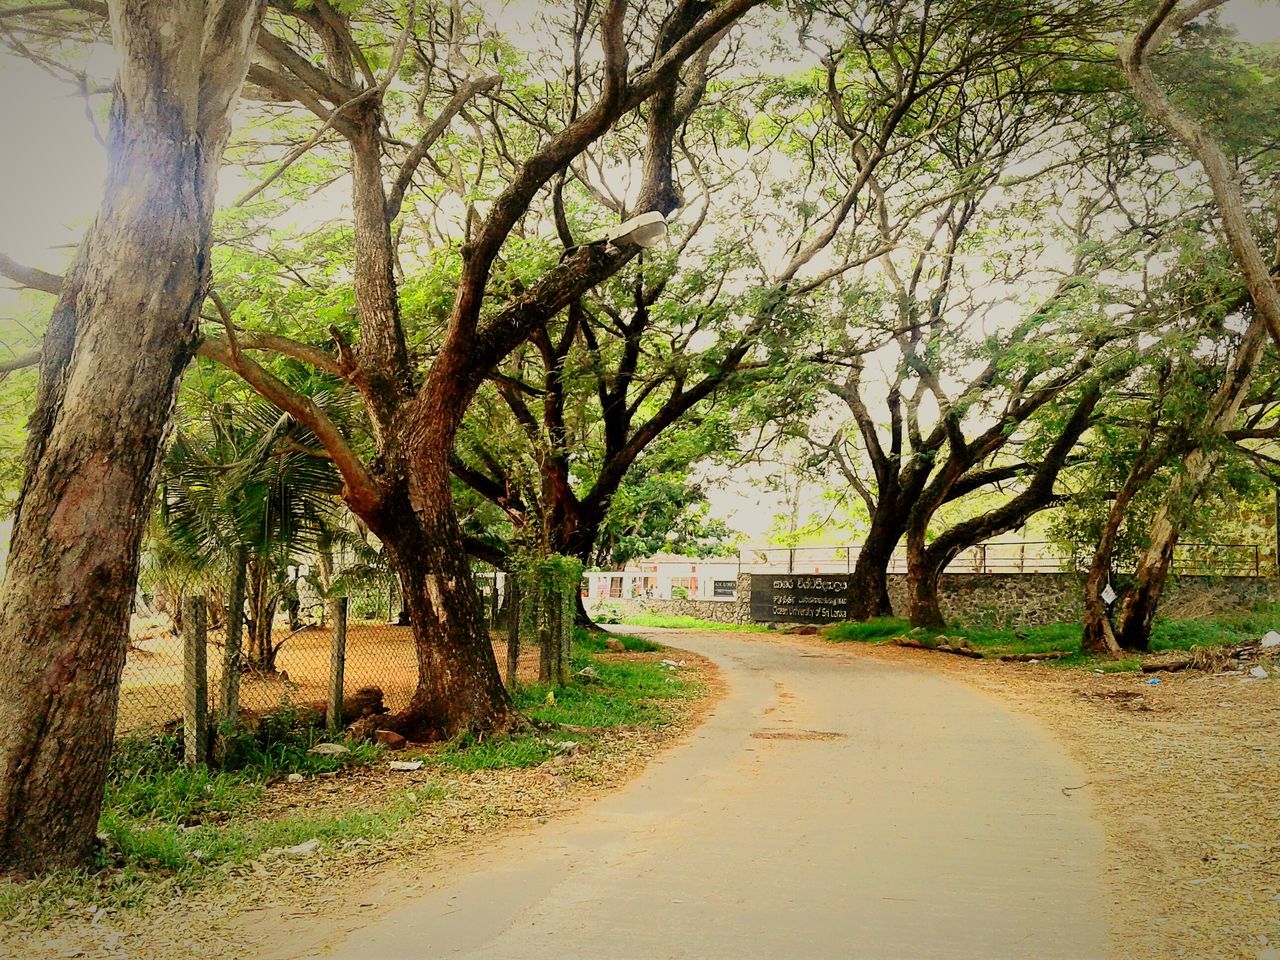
606,211,668,248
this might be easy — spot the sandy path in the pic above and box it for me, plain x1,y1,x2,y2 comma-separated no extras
286,630,1106,960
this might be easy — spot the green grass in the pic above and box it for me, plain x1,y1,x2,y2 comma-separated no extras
430,646,700,773
431,735,566,771
3,642,701,925
821,602,1280,672
1147,602,1280,651
574,629,664,653
826,617,911,643
1,787,437,928
432,637,699,772
616,613,760,631
0,715,390,926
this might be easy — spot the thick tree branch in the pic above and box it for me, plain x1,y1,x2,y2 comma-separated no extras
0,349,40,385
0,254,62,295
197,335,379,512
1122,1,1280,350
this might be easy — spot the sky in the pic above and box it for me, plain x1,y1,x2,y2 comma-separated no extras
1,0,1278,548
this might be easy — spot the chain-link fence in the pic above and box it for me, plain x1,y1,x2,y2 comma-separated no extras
118,605,415,740
115,570,588,742
117,576,520,743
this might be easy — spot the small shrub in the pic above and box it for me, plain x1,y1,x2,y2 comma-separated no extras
590,603,623,624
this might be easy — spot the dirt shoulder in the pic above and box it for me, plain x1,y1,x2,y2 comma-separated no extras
0,648,724,960
804,633,1280,960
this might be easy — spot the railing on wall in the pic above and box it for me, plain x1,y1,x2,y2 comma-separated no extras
737,541,1264,578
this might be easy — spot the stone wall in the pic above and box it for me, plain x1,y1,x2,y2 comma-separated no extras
884,573,1280,627
585,591,751,625
592,572,1279,627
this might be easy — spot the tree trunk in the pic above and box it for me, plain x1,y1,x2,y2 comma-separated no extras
905,548,947,630
364,488,517,740
573,592,597,630
556,515,602,629
849,518,900,620
1114,531,1177,653
245,559,277,672
0,0,264,876
1080,455,1160,655
1080,552,1122,655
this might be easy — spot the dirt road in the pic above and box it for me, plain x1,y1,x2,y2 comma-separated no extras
304,631,1107,959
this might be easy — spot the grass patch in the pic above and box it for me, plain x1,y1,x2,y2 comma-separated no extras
431,647,700,773
0,715,389,926
1147,603,1280,651
431,735,564,771
574,628,664,653
826,617,910,643
617,613,758,631
2,642,706,926
521,655,697,728
821,601,1280,672
1,788,435,929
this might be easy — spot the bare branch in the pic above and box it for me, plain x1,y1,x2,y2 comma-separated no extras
0,348,40,385
0,254,63,295
386,73,500,221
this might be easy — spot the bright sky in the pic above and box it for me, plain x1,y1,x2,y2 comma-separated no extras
0,1,1277,545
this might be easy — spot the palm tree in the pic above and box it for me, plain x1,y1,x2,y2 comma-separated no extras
157,398,344,672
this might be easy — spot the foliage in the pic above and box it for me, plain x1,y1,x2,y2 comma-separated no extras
514,552,584,681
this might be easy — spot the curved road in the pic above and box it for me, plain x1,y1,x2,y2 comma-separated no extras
309,631,1107,959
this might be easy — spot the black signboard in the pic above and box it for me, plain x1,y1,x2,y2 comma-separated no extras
748,574,854,623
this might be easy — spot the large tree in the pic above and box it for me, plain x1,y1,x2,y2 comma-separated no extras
1108,0,1280,648
0,0,265,876
820,122,1142,625
797,0,1130,620
189,0,764,739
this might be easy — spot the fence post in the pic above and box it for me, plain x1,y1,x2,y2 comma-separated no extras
183,595,208,768
553,586,568,687
221,547,246,730
538,584,554,685
788,548,795,574
327,596,348,730
489,576,500,630
506,581,521,688
537,578,552,686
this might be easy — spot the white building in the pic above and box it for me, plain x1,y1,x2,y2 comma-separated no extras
582,555,740,604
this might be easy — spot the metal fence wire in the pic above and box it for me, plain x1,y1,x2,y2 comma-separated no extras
120,607,411,740
118,578,516,742
737,541,1266,577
